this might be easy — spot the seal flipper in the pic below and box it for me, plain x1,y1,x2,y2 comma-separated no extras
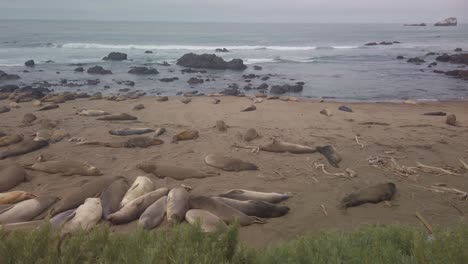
252,216,267,224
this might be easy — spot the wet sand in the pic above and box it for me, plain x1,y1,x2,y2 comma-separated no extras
1,96,467,247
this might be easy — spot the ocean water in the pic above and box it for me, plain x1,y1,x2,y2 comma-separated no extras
0,19,467,100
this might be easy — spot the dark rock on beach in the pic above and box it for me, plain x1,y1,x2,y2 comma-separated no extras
455,48,463,52
436,53,450,62
0,85,19,93
187,77,204,85
177,53,247,70
338,106,353,113
253,65,263,70
74,67,84,72
404,23,426,26
215,48,229,52
87,79,100,85
87,66,112,75
181,68,207,74
144,50,153,54
128,67,159,75
365,42,378,46
379,41,393,45
159,77,179,82
396,56,405,60
103,52,127,61
222,88,241,96
407,58,425,64
157,61,170,66
257,83,269,90
434,17,457,26
25,60,35,67
270,83,304,95
445,70,468,80
0,70,20,81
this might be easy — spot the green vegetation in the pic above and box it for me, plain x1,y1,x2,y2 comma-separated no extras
1,223,467,264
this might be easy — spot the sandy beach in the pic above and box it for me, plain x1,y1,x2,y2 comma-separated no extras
1,96,468,247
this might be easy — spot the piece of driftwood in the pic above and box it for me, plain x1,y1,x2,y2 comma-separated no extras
429,186,468,200
416,162,459,176
415,212,433,234
354,135,364,149
459,159,468,171
231,143,260,153
320,204,328,216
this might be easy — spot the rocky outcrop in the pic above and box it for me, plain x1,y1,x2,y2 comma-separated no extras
157,61,170,66
159,77,179,82
187,77,204,84
253,65,263,70
365,41,400,46
144,50,153,54
0,70,20,81
177,53,247,70
181,68,207,74
222,88,241,96
128,67,159,75
445,70,468,80
404,23,426,26
25,60,35,67
87,66,112,74
396,55,405,60
365,42,378,46
455,48,462,52
436,53,468,65
407,58,425,64
269,83,304,95
103,52,127,61
74,67,84,72
434,17,457,26
215,48,229,52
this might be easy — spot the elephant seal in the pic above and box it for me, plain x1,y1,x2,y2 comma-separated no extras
204,154,257,171
133,104,145,110
0,165,28,192
26,160,103,176
96,113,137,121
215,121,228,132
61,198,102,234
166,187,190,223
37,104,59,111
189,196,265,226
50,176,117,216
316,145,342,168
138,196,167,230
154,128,166,137
340,182,396,209
423,112,446,116
34,129,52,142
185,209,227,233
77,109,110,116
22,113,37,125
217,189,292,204
0,195,58,224
0,134,24,147
172,130,199,143
260,139,316,154
78,136,163,148
100,177,129,219
243,128,258,142
211,197,289,218
109,128,155,136
0,191,36,204
50,209,75,232
0,139,48,160
241,105,256,112
120,176,154,207
136,163,220,180
107,187,169,224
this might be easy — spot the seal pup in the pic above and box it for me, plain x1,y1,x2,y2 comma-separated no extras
34,129,52,142
423,112,446,116
204,154,257,172
138,196,167,230
154,128,166,137
22,113,37,125
340,182,396,209
37,103,59,111
215,121,228,132
26,160,103,176
211,197,289,218
0,195,58,224
243,128,258,142
120,176,155,208
181,97,191,104
0,134,24,147
77,109,110,116
100,177,129,219
50,209,75,232
260,139,316,154
109,128,155,136
172,130,199,143
189,196,266,226
0,165,28,192
133,104,145,110
96,113,137,121
446,114,457,126
107,188,169,224
156,96,168,102
320,108,332,116
316,145,342,168
217,189,292,204
61,198,102,235
50,176,117,216
0,139,48,160
137,163,220,180
0,191,36,204
241,105,256,112
78,136,163,148
185,209,227,233
166,187,190,223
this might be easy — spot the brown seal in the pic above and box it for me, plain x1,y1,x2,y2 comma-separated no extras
96,113,137,121
166,187,190,223
172,130,199,143
260,139,316,154
26,160,103,176
217,189,292,204
22,113,37,125
189,195,266,226
0,165,28,192
215,120,228,132
241,105,256,112
243,128,258,142
0,139,48,160
0,134,24,147
0,191,36,204
78,136,163,148
316,145,342,168
204,154,257,171
136,163,220,180
211,197,289,218
340,182,396,209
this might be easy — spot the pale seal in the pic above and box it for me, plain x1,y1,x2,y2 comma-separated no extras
26,160,103,176
107,187,169,224
189,196,266,226
0,191,36,204
340,182,396,209
204,154,257,171
316,145,342,168
0,134,24,147
100,177,129,219
37,103,59,111
120,176,155,208
241,105,256,112
109,128,155,136
0,195,58,224
136,163,220,180
217,189,292,204
211,197,289,218
185,209,227,233
0,139,48,160
260,139,316,154
138,196,167,230
96,113,137,121
61,198,103,234
172,130,199,143
154,128,166,137
166,187,190,223
0,165,28,192
77,109,110,116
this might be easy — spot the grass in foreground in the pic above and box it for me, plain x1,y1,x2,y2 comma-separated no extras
1,223,468,264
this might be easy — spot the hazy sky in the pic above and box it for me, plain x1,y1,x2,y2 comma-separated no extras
0,0,466,23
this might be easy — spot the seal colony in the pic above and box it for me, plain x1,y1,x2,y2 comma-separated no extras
0,94,467,246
